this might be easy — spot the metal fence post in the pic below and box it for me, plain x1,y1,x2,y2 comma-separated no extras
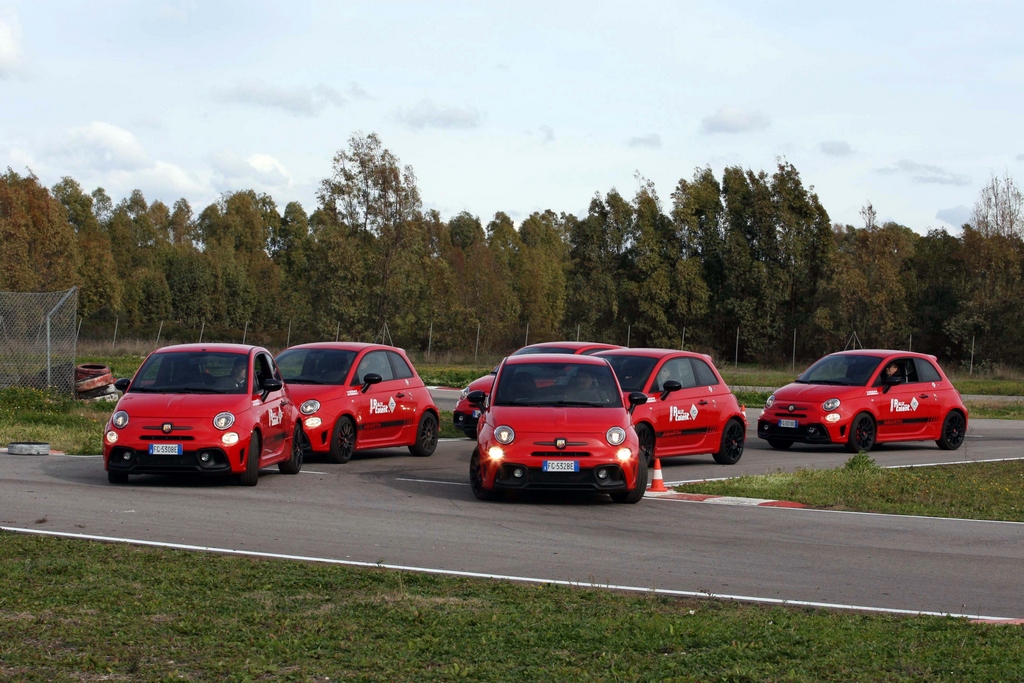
970,335,976,375
792,328,796,372
626,325,631,348
576,324,580,342
155,320,163,345
335,321,341,342
242,321,248,345
474,323,481,363
681,326,686,350
286,320,291,348
524,323,529,347
112,316,118,348
427,321,433,360
734,327,740,367
198,321,205,343
45,287,77,390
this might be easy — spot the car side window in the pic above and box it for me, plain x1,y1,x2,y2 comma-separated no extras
353,351,395,384
690,359,719,386
254,353,274,391
874,357,920,385
388,352,414,380
651,358,697,392
915,358,942,383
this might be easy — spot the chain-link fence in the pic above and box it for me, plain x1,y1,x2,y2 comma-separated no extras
0,288,78,395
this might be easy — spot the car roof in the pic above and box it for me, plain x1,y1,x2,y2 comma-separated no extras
518,341,619,352
595,348,715,361
153,343,255,355
504,353,611,366
279,342,405,354
825,349,938,361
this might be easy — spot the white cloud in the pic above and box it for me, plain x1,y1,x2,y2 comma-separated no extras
210,151,292,192
936,205,971,228
700,107,770,134
121,160,208,198
348,82,373,100
539,125,554,143
214,82,345,116
0,11,22,79
397,99,482,130
1017,153,1024,161
48,122,149,171
877,160,971,186
627,133,662,149
820,140,853,156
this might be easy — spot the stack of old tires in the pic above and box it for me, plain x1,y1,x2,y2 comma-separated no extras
76,364,117,401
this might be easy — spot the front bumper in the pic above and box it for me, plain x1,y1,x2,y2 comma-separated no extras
491,461,629,491
105,444,239,475
757,412,843,444
452,409,481,434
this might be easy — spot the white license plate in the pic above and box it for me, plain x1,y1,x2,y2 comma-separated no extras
777,419,798,429
148,443,183,455
542,460,579,473
472,410,481,418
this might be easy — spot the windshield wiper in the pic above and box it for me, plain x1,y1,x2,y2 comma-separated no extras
157,386,226,394
284,378,331,384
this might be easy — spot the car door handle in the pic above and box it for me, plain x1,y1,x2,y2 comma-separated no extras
698,400,709,405
396,392,406,398
920,394,930,399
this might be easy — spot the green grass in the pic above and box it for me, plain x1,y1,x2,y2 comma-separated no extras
438,409,471,439
949,378,1024,396
732,390,771,409
965,401,1024,420
417,365,492,388
0,387,111,454
678,455,1024,522
3,532,1024,682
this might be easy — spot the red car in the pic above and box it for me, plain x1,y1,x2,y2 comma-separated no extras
757,350,969,452
103,344,302,486
453,341,620,438
595,349,747,466
467,354,649,503
275,343,439,463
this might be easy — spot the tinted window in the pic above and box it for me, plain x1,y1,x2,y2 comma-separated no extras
511,346,576,355
691,359,720,386
493,362,622,407
652,358,697,391
915,359,942,383
799,354,884,386
255,354,275,390
388,351,414,380
874,358,920,385
131,351,248,394
353,351,394,384
603,355,658,392
276,348,356,385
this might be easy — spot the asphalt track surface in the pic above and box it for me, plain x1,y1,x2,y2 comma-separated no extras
3,410,1024,619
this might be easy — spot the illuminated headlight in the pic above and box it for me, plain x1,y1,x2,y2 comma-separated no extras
822,398,841,411
616,448,632,461
487,446,504,460
105,430,118,444
221,432,239,446
493,425,515,445
606,427,627,446
300,399,320,415
460,387,470,401
825,413,841,423
765,394,776,409
305,416,322,429
112,411,129,429
213,412,235,430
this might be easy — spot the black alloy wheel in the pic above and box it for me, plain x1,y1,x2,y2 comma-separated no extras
846,412,876,453
610,454,648,504
766,439,793,450
937,411,967,450
635,423,655,468
469,449,499,501
713,419,745,465
328,416,356,464
409,412,439,457
239,432,261,486
279,423,304,474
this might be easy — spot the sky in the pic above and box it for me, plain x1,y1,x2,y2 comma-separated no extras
1,0,1022,232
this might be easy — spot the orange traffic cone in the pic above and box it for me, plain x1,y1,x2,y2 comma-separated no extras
648,456,668,492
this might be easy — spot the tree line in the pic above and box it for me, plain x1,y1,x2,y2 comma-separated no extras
1,132,1022,368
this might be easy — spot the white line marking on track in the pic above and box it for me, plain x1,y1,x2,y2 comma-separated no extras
395,477,470,486
1,525,1015,621
301,470,329,475
884,456,1024,469
439,438,470,442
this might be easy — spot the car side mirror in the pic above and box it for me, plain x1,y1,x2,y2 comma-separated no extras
881,375,904,393
467,390,487,407
361,373,383,393
260,378,283,399
114,378,130,393
627,392,648,415
660,380,682,401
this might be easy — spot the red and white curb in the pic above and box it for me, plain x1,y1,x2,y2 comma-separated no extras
644,488,807,508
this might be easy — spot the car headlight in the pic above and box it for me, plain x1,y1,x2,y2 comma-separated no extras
493,425,515,445
822,398,841,411
105,430,118,444
221,432,239,445
112,411,129,429
460,387,470,401
487,446,505,460
616,448,632,461
213,412,235,430
765,394,775,409
300,399,320,415
606,427,626,446
305,416,322,428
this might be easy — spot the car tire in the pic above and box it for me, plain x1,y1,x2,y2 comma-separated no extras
409,412,439,457
610,454,648,504
713,419,745,464
469,449,499,501
278,423,304,474
845,412,876,453
766,439,793,450
936,410,966,450
636,423,655,468
239,432,260,486
327,416,356,464
107,470,128,484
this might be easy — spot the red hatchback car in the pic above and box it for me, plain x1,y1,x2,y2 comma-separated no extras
275,343,440,463
757,350,968,452
453,341,619,438
596,349,747,466
468,354,649,503
103,344,302,486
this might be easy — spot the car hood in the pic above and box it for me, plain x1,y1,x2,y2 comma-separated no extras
487,405,630,434
771,383,867,402
117,392,253,419
283,383,350,403
466,374,496,393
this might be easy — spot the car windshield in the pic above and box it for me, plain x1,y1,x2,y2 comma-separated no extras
130,351,248,394
493,362,622,407
797,354,884,387
601,354,659,392
511,346,577,355
276,348,356,385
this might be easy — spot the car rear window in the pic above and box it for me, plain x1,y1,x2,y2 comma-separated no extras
276,348,356,385
915,358,943,383
493,362,622,408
